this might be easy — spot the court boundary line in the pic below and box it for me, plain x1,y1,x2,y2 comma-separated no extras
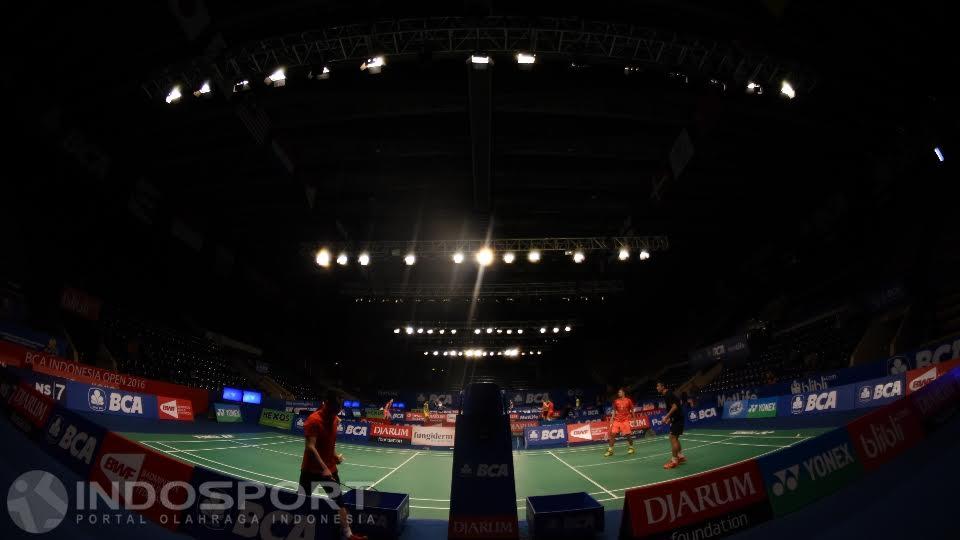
547,450,618,499
369,451,421,489
574,437,737,469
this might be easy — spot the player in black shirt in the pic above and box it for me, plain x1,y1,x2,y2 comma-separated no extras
657,381,686,469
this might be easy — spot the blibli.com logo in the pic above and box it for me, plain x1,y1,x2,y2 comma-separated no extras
727,401,744,417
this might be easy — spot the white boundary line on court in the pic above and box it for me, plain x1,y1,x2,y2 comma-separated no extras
152,441,298,485
140,434,290,444
369,451,421,489
574,437,737,469
547,450,618,500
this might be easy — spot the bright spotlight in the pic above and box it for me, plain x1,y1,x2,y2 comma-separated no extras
482,351,488,357
537,351,542,355
780,80,796,99
517,329,523,334
553,327,560,333
427,329,434,334
404,253,416,266
618,248,629,261
457,351,463,356
465,350,474,358
439,329,445,334
310,66,331,80
193,81,212,97
336,253,348,266
417,328,424,334
233,80,250,93
528,250,541,263
476,248,494,266
358,252,370,266
266,68,286,87
443,351,448,356
540,327,547,334
315,248,331,267
564,325,571,332
451,329,457,335
405,326,414,334
474,329,481,335
573,251,585,263
746,81,763,95
506,329,513,334
393,328,400,334
362,56,386,74
432,351,439,356
516,52,536,65
935,147,945,162
486,328,494,334
639,249,651,260
165,86,182,104
503,252,516,264
453,252,465,264
471,54,491,65
496,329,502,334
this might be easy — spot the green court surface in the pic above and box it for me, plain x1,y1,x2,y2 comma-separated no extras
123,427,830,520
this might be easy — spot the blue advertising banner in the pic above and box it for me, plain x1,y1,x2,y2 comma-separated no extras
685,406,720,425
885,334,960,374
337,420,372,442
779,387,854,417
20,371,69,404
647,412,671,435
523,425,567,448
293,412,308,434
853,375,906,409
722,400,749,419
40,406,106,477
759,362,887,397
64,381,158,419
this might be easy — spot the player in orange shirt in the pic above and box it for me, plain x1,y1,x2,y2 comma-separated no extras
541,396,555,420
382,398,394,425
604,388,637,457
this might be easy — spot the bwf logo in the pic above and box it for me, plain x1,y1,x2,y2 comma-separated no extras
160,400,179,419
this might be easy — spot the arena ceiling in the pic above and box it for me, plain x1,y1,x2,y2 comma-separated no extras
2,1,951,378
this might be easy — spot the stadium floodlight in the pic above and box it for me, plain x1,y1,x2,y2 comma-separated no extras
315,248,331,267
165,86,182,104
433,351,439,356
564,325,571,332
465,350,474,357
427,329,434,334
496,329,503,334
233,79,250,93
404,253,416,266
394,328,401,334
517,329,523,334
405,326,414,334
358,252,370,266
443,351,448,356
528,250,541,263
486,327,494,334
482,351,488,357
552,327,560,333
746,81,763,95
470,54,492,71
312,66,331,80
506,329,513,334
537,351,542,355
457,351,463,356
423,351,429,356
781,80,796,99
362,56,386,74
474,328,481,335
503,252,516,264
573,251,585,263
639,249,651,260
476,248,494,266
439,329,445,334
453,252,465,264
618,248,629,261
540,327,547,334
336,253,348,266
266,68,286,87
935,147,945,162
417,328,424,334
516,52,536,65
193,81,212,97
497,352,502,356
451,329,457,335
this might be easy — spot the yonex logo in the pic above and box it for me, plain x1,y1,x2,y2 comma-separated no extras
771,465,800,496
7,470,68,534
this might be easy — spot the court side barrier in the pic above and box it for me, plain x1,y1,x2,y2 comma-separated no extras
0,367,405,540
0,337,211,413
618,365,960,539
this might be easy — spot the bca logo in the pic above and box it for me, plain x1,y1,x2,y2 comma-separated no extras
295,417,305,429
528,430,539,440
345,425,368,436
540,429,564,440
87,388,106,412
477,464,509,478
802,391,838,413
689,412,697,421
697,408,717,420
791,395,804,414
771,465,800,496
108,393,144,414
857,385,872,403
46,415,98,465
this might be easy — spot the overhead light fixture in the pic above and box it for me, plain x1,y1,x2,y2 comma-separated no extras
233,79,250,93
427,329,434,334
540,327,547,334
404,253,416,266
165,86,182,104
639,249,651,261
496,329,502,334
315,248,331,268
417,328,424,334
537,351,542,355
528,250,541,263
564,325,571,332
553,327,560,333
517,329,523,334
443,351,448,356
503,252,516,264
516,52,536,66
393,328,401,334
746,81,763,95
470,54,492,70
780,80,796,99
358,252,370,266
474,329,481,335
433,351,439,356
439,329,445,334
362,56,386,74
486,328,494,334
266,68,286,87
405,326,414,335
193,81,212,98
453,252,465,264
451,329,457,335
506,329,513,334
618,248,629,261
573,251,585,263
310,66,331,80
336,253,348,266
935,147,945,162
457,351,463,356
423,351,429,356
476,248,494,266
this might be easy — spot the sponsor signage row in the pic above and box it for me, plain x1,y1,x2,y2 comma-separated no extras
214,402,243,423
258,408,295,430
65,381,159,419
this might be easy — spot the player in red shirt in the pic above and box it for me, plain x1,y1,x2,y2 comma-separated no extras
541,396,555,420
382,398,394,425
604,388,637,457
301,390,367,540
